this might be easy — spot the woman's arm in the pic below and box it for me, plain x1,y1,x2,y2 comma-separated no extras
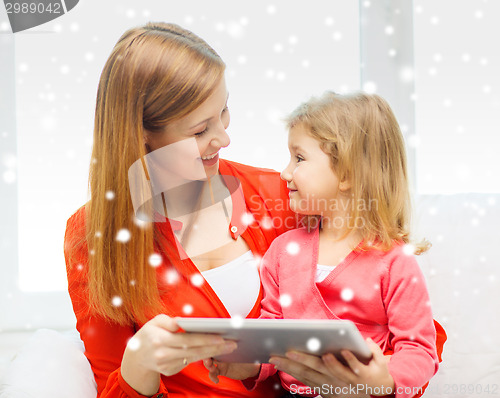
65,216,236,397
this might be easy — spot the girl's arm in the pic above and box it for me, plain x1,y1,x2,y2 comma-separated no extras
381,251,439,398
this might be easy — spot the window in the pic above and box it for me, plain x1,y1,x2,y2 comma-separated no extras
1,0,361,330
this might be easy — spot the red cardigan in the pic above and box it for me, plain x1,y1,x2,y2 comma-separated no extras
65,159,297,398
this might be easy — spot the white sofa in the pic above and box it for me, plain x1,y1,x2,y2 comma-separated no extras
1,194,499,397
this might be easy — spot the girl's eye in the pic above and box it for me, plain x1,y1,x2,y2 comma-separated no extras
296,155,304,163
222,106,229,113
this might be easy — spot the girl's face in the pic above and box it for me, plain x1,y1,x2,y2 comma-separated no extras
143,77,230,182
281,124,342,215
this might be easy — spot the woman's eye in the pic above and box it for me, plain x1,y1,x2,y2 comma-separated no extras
195,128,208,137
222,106,229,114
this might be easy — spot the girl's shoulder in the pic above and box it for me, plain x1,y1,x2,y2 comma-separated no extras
268,226,316,250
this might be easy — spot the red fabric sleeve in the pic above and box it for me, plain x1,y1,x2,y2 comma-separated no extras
64,209,168,398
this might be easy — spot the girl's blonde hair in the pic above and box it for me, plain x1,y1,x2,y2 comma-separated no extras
286,91,429,255
67,22,226,325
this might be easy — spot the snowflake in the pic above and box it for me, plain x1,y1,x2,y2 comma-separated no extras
70,22,79,32
462,53,471,63
2,170,16,184
430,16,439,25
341,288,354,302
260,217,273,230
306,337,321,352
230,315,244,328
112,296,123,307
475,10,484,19
182,304,193,315
116,228,131,243
60,65,70,74
105,190,115,200
241,212,254,226
267,4,276,14
130,280,136,286
190,274,204,287
332,31,342,41
227,21,244,39
165,270,180,285
403,244,415,255
400,66,414,83
388,49,397,57
95,231,102,238
286,241,300,255
385,26,394,35
363,81,377,94
273,43,283,53
148,253,162,267
127,337,140,351
85,52,94,62
325,17,334,26
279,294,292,308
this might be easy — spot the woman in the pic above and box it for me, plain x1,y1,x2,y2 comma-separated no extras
64,22,297,397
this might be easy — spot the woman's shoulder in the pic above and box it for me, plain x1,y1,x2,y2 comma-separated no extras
64,205,88,265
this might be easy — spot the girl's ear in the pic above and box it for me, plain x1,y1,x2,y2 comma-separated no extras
339,177,351,192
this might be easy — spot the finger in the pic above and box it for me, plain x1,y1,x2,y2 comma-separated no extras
284,351,329,375
150,314,180,332
341,350,365,376
158,331,226,349
269,356,330,389
366,338,385,363
176,341,237,363
322,353,357,383
203,358,215,370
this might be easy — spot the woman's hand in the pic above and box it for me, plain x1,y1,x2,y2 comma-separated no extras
203,358,260,384
269,338,392,398
121,315,237,396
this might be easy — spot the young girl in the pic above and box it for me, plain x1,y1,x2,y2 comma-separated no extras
204,92,443,398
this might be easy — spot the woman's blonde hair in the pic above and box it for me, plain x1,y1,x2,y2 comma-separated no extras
286,92,429,254
67,22,226,325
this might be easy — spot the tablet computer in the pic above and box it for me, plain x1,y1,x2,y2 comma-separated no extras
176,317,372,364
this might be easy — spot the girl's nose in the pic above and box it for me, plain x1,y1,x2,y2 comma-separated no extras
280,162,293,182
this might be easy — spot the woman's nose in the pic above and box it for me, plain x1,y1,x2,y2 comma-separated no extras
212,123,230,149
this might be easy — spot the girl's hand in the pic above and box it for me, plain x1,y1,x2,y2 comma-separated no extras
203,358,260,384
269,353,369,398
320,338,394,397
121,315,237,396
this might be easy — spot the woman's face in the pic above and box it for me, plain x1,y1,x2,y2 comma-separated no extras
144,77,230,183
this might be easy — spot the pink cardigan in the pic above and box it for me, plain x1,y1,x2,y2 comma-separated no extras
255,226,438,398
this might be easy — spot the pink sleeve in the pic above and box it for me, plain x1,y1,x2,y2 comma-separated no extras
241,364,277,391
382,253,439,398
258,239,285,320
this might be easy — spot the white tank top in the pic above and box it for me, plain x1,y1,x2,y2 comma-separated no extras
201,251,260,318
315,264,336,283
